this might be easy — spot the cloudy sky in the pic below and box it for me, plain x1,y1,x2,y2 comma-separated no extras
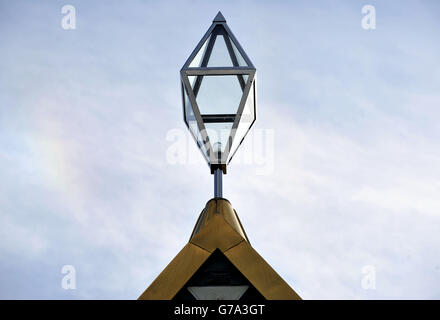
1,0,440,299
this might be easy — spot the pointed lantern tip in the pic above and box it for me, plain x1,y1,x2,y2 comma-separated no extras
213,11,226,23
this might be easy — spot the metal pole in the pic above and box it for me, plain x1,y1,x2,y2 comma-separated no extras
214,168,223,198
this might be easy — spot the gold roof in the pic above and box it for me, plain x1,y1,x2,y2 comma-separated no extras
138,198,301,300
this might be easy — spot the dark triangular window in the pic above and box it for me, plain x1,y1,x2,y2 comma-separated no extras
173,249,265,301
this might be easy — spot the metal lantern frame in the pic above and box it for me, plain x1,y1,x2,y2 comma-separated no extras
180,12,257,174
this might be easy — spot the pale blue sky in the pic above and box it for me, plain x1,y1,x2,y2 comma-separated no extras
1,0,440,299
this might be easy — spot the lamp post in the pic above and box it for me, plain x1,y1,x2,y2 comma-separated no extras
139,12,301,301
180,11,257,197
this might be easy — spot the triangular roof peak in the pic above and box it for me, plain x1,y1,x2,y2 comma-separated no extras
190,198,248,248
138,199,301,300
213,11,226,23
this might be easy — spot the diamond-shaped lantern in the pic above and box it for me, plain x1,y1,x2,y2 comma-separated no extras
181,11,257,175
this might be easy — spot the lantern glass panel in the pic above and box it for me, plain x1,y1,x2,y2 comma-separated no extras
204,122,233,153
183,84,209,158
188,25,249,68
195,75,243,115
228,79,256,162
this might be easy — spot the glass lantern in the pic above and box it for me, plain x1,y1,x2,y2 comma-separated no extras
180,12,257,174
